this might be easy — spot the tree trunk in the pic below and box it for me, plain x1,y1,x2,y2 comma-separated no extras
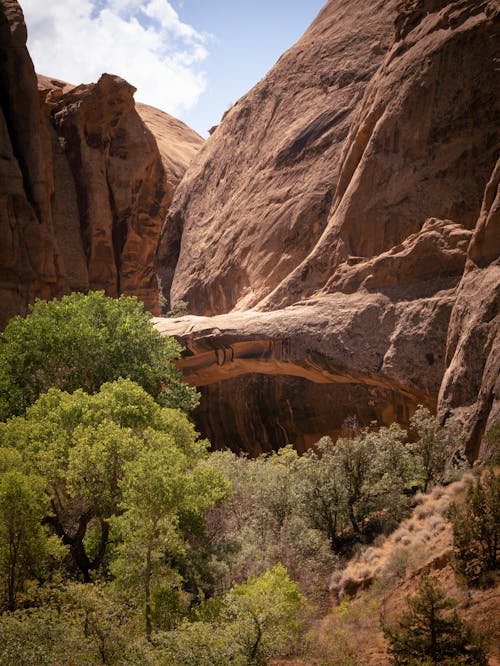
145,536,153,641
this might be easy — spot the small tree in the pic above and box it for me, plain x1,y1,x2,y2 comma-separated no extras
225,564,305,665
383,574,488,665
111,446,229,640
0,453,61,611
409,406,465,491
448,469,499,586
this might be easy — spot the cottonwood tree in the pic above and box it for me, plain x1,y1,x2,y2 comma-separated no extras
111,446,229,640
0,379,208,582
0,456,60,611
224,564,305,665
0,291,198,420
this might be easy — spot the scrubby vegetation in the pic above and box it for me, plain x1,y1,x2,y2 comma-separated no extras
0,292,497,664
448,468,499,587
382,574,488,665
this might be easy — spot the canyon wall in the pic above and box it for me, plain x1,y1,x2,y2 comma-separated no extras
0,0,203,328
156,0,499,458
1,0,498,459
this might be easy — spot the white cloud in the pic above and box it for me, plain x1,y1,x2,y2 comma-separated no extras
21,0,209,116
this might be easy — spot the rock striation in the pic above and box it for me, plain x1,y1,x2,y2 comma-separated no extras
438,159,500,459
156,0,499,458
0,0,203,328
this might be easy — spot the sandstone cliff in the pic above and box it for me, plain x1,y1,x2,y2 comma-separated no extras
156,0,499,457
0,0,203,327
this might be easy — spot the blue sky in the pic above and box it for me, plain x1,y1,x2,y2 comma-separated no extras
22,0,326,137
169,0,326,135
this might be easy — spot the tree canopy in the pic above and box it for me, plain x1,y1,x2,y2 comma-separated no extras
0,291,198,420
0,379,214,585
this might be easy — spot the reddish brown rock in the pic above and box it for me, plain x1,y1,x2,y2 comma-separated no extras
0,0,64,325
158,0,398,315
159,0,498,317
156,0,499,454
154,215,473,453
43,73,170,313
438,159,500,460
0,0,203,328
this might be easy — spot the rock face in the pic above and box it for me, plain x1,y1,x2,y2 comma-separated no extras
438,159,500,460
156,0,499,457
0,0,65,326
0,0,203,328
155,217,471,454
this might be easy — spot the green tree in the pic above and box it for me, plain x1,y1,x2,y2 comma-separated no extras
409,406,465,491
154,620,242,665
0,582,152,665
0,379,207,581
0,450,62,611
297,438,348,548
111,446,230,640
306,424,413,539
383,574,488,665
448,469,499,586
0,291,198,420
224,563,305,665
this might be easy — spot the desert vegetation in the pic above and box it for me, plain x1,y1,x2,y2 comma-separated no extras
0,292,497,665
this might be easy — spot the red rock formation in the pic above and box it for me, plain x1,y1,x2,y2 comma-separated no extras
438,159,500,460
43,74,171,313
154,217,471,453
0,0,65,325
156,0,499,455
0,0,203,328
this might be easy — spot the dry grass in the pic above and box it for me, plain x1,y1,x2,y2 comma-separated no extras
329,475,475,601
312,471,500,665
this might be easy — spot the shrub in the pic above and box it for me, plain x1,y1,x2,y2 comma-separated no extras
448,468,499,586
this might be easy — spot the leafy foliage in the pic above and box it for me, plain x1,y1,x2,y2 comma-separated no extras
409,406,465,491
448,469,499,586
111,445,229,638
0,291,198,420
0,459,61,611
0,379,211,583
224,564,305,665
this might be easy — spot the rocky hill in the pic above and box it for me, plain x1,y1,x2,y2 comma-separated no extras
155,0,499,458
0,0,203,327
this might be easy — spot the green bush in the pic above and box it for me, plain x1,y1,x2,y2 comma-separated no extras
448,469,499,586
0,291,198,420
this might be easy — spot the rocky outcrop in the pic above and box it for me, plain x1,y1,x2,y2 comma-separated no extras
0,0,65,326
156,0,499,456
155,218,472,453
0,0,203,328
438,160,500,460
159,0,498,316
157,0,398,315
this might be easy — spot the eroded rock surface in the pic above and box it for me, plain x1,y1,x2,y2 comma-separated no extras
156,0,499,456
438,159,500,460
0,0,64,325
0,0,203,327
154,215,474,453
